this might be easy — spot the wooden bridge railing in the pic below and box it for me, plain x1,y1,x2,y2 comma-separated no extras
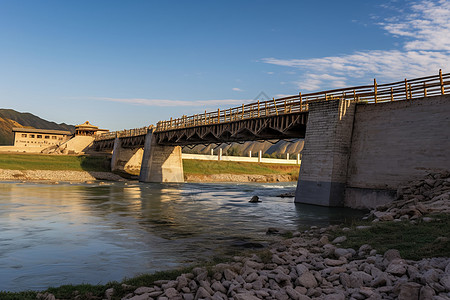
94,126,150,141
155,70,450,132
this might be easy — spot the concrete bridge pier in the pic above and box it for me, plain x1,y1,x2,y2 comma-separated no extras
111,138,144,174
295,99,356,206
139,130,184,183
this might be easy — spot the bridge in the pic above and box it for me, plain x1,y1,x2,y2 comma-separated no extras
92,70,450,208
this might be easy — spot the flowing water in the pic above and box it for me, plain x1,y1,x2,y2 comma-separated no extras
0,181,363,292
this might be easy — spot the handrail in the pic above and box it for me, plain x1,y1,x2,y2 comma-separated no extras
94,126,151,141
155,70,449,132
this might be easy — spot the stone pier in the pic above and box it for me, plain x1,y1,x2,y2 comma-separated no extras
295,99,356,206
139,130,184,183
111,138,144,174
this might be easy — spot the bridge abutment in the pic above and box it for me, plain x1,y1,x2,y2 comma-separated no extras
111,138,144,174
295,99,356,206
139,131,184,183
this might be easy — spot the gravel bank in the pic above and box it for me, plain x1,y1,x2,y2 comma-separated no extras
185,174,296,183
44,224,448,300
0,169,125,182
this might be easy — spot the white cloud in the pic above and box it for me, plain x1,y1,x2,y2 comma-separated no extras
232,87,243,92
261,0,450,91
87,97,252,107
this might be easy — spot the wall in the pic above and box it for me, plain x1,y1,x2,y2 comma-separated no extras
182,153,300,165
345,95,450,208
295,99,356,206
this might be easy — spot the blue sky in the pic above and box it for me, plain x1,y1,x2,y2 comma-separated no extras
1,0,449,130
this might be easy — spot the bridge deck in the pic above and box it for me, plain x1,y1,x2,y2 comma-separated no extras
93,70,450,149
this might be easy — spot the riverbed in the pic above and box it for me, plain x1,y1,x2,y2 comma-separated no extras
0,181,363,292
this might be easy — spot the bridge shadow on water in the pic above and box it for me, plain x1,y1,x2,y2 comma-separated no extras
293,202,366,230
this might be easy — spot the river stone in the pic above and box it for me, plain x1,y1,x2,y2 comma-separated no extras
383,249,401,262
246,272,258,282
324,258,346,266
224,268,238,281
134,287,154,295
128,293,152,300
296,271,318,288
234,293,260,300
420,285,436,298
340,273,363,288
105,288,114,300
182,293,194,300
334,248,352,258
165,287,181,299
177,275,189,290
386,260,407,276
211,281,226,294
244,260,264,270
322,293,345,300
331,236,347,244
194,286,211,300
397,282,421,300
440,275,450,291
352,271,373,284
421,269,440,284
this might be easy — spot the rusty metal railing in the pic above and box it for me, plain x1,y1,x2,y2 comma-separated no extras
155,70,450,132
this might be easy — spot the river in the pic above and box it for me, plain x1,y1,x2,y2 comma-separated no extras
0,181,363,292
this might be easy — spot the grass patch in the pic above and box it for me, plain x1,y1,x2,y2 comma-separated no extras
0,291,37,300
331,214,450,260
0,153,110,172
183,159,299,177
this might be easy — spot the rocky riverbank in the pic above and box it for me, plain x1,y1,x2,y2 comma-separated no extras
368,171,450,222
38,222,448,300
0,169,125,182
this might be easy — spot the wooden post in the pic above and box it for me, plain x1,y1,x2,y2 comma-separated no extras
374,78,378,103
257,100,260,117
204,110,207,125
439,69,445,95
390,87,394,101
218,109,220,123
242,104,244,119
229,108,232,121
224,109,227,122
299,92,302,112
265,102,268,116
353,90,356,101
405,78,408,100
273,98,278,115
423,82,427,97
409,84,412,100
284,99,287,114
170,117,173,129
324,92,327,100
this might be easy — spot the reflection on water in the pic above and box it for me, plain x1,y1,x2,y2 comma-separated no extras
0,181,363,292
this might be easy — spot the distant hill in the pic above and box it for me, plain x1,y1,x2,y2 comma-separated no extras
0,109,75,146
0,117,25,145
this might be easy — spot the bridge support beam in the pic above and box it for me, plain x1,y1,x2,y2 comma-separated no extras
111,138,144,174
139,131,184,183
295,99,356,206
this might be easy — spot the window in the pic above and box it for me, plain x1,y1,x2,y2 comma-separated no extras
45,135,50,139
37,135,42,138
30,134,35,138
52,136,57,140
21,134,27,138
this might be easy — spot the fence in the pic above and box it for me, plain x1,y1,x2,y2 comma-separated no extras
156,70,450,132
94,126,150,141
